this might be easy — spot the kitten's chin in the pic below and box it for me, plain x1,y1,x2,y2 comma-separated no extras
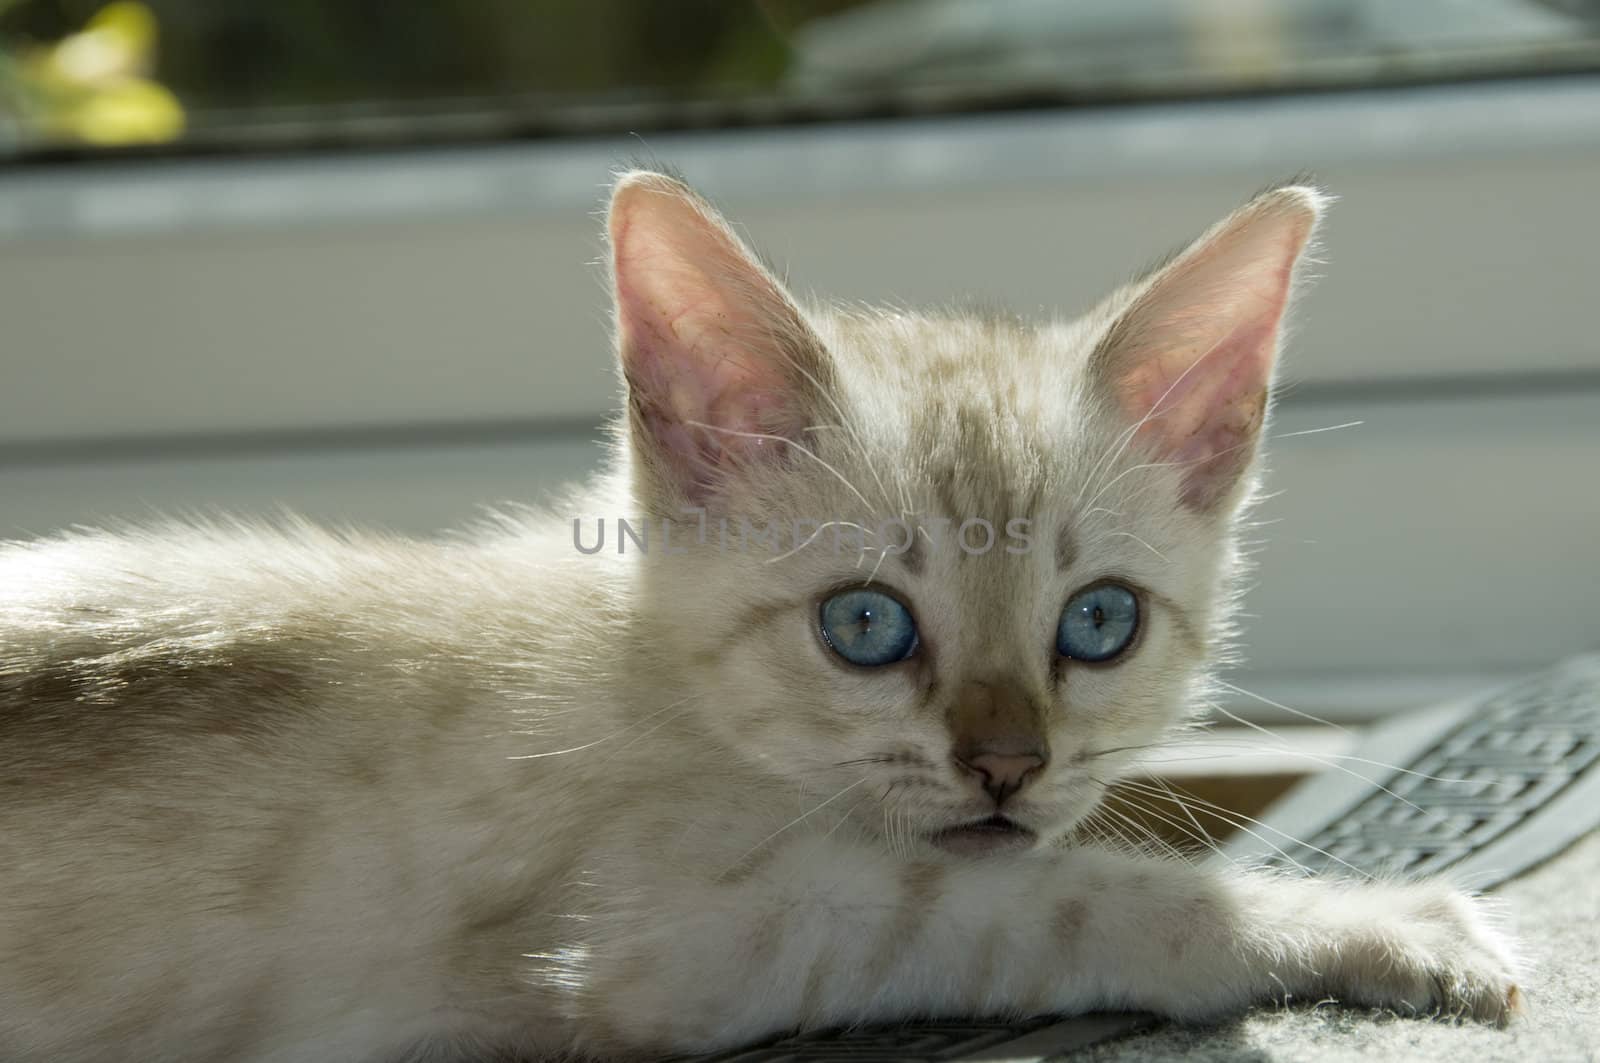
926,815,1038,857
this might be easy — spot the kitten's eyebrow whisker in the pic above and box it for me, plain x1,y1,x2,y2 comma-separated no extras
685,420,877,515
1079,468,1175,527
1081,432,1259,515
784,348,897,511
861,543,892,587
765,520,872,564
1079,459,1182,514
802,416,897,515
1102,530,1169,562
1078,414,1162,524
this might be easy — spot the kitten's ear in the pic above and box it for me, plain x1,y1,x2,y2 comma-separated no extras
608,171,828,506
1090,185,1325,514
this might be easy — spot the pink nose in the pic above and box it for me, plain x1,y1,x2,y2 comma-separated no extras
956,751,1047,804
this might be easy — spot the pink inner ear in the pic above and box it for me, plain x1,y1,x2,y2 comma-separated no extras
615,281,793,466
1122,313,1279,511
1102,192,1318,512
610,177,812,496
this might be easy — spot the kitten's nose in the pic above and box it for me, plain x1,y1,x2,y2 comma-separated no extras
956,750,1048,804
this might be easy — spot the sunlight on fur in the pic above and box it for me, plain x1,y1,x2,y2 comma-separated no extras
0,171,1522,1062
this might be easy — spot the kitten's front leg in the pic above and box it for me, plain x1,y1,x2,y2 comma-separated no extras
1116,853,1525,1024
578,840,1522,1056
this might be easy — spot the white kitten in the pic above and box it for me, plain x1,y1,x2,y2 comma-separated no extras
0,172,1521,1062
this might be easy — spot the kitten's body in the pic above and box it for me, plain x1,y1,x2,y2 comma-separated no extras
0,177,1520,1062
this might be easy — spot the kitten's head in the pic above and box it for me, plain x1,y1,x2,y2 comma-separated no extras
605,171,1322,857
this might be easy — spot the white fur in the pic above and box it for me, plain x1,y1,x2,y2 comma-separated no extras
0,177,1520,1062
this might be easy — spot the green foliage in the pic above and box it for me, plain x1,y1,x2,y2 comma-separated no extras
2,0,828,111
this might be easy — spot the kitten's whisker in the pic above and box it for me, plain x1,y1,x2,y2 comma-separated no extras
1213,678,1350,733
1271,420,1364,440
506,694,695,761
891,795,916,860
1079,741,1170,760
1155,736,1484,788
862,543,893,586
1112,776,1369,880
1093,800,1190,862
1076,811,1129,856
1109,791,1229,861
803,418,899,517
1130,774,1224,854
1085,811,1148,860
765,520,872,565
1201,704,1485,816
685,420,877,515
1082,803,1144,854
1080,459,1182,515
598,704,704,763
1102,530,1169,563
1082,433,1261,516
1080,408,1157,505
719,778,869,877
1071,475,1174,565
1079,436,1139,521
787,349,897,511
819,794,873,843
1102,791,1211,851
1110,777,1326,876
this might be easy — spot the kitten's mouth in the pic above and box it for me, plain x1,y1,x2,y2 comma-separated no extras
927,814,1036,856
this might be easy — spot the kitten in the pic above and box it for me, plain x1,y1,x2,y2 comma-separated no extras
0,171,1522,1063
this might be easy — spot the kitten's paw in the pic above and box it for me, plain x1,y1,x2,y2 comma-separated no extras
1325,884,1524,1025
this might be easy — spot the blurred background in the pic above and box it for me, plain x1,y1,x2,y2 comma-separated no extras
2,0,1598,727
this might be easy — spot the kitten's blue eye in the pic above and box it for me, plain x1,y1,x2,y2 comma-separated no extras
1057,583,1140,663
819,589,918,667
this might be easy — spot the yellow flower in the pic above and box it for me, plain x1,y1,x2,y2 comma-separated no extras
10,1,185,146
59,77,183,144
